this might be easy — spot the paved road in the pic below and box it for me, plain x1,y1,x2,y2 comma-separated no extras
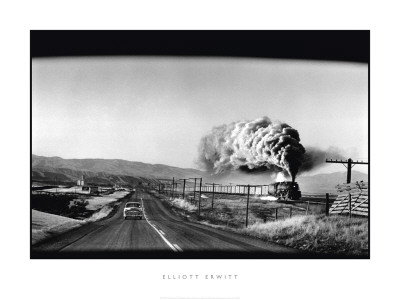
32,189,300,258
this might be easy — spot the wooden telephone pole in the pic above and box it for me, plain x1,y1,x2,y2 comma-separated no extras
189,177,203,215
205,183,222,209
180,179,186,199
326,158,368,183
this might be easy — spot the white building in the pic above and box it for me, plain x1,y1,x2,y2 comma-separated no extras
82,186,99,194
77,175,85,186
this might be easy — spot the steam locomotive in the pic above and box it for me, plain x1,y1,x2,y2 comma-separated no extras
267,181,301,200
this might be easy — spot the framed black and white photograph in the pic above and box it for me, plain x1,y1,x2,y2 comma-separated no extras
30,30,369,259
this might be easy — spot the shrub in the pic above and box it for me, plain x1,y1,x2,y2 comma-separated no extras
31,194,76,216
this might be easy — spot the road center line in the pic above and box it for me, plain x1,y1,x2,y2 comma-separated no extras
173,244,183,252
141,198,178,252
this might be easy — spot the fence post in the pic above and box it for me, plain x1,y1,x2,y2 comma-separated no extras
306,201,309,215
275,208,278,221
172,177,175,198
211,183,215,209
193,178,197,205
325,193,330,216
245,184,250,227
198,178,202,216
348,193,352,219
289,207,292,218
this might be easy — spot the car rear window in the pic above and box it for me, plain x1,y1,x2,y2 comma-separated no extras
126,203,141,208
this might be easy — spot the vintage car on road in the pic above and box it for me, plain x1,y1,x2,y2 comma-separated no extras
123,202,143,220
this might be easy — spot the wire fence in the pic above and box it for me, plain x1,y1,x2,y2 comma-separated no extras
145,180,332,228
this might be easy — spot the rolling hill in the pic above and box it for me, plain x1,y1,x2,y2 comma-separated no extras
32,155,368,192
296,170,368,193
32,155,207,186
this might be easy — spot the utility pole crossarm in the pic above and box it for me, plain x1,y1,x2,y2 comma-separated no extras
326,158,368,184
325,159,368,165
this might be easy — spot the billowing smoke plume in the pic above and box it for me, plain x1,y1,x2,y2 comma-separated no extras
198,117,345,181
299,146,346,172
198,117,306,181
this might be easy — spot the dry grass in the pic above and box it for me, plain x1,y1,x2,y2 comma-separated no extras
239,215,368,256
170,197,198,212
155,191,369,256
185,192,326,226
193,194,315,227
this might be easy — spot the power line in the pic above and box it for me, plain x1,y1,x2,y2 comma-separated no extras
326,158,368,183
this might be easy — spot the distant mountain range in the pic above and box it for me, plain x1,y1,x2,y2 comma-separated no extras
32,154,206,186
32,155,368,192
296,170,368,193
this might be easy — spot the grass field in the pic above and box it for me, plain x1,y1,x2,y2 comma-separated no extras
183,192,326,227
31,190,131,219
239,215,368,256
156,191,368,256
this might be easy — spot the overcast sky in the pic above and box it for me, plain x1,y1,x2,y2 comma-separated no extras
32,57,368,174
